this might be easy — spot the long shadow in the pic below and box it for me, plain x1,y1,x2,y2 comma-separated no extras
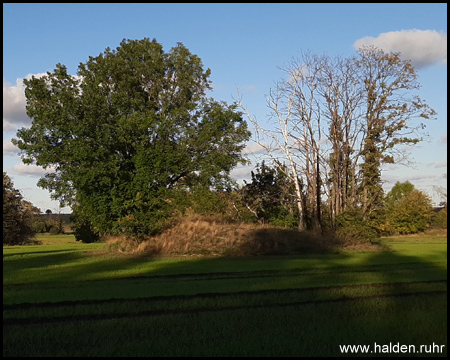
335,249,447,357
3,230,447,357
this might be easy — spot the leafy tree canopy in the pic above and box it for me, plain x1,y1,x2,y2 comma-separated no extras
385,181,415,204
13,38,251,237
240,161,299,227
385,181,433,234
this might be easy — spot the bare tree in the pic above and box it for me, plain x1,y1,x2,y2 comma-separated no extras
238,46,436,233
315,55,365,226
238,86,307,230
238,52,329,232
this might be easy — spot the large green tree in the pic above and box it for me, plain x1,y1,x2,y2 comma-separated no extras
13,38,250,237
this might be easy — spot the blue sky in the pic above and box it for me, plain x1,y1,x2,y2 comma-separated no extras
3,3,447,213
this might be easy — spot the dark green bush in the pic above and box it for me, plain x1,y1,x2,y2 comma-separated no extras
71,212,100,243
335,209,378,244
431,208,447,229
269,210,298,229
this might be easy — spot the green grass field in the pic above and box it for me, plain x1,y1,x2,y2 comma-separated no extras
3,233,447,357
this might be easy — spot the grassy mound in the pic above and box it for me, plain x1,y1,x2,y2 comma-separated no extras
104,215,353,256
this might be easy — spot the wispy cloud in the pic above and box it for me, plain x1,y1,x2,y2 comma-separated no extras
242,142,268,156
434,161,447,169
3,137,20,156
354,29,447,69
8,163,54,177
241,85,256,93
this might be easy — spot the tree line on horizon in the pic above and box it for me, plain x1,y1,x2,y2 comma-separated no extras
5,38,447,245
2,168,447,246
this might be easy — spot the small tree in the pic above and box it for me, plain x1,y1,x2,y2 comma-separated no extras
3,172,39,245
240,161,299,228
385,181,433,234
431,208,447,229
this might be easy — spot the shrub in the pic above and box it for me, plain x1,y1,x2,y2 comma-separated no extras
269,211,298,229
49,226,60,235
71,214,100,243
29,218,47,233
431,207,447,229
334,209,378,244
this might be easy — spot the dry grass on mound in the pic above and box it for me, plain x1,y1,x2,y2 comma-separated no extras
103,215,350,257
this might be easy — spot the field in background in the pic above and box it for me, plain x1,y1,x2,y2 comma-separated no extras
3,231,447,356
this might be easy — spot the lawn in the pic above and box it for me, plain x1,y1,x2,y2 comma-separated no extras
3,232,447,357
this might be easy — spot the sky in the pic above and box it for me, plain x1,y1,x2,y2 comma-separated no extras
3,3,447,213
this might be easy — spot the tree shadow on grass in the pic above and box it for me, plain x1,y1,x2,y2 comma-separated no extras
237,227,344,255
3,230,447,357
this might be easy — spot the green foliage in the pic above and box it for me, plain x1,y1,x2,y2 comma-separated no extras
334,208,378,244
29,218,47,233
431,208,447,229
71,211,100,243
49,226,60,235
29,215,66,234
385,180,415,203
385,182,433,234
240,161,299,227
269,211,298,229
3,172,39,245
187,187,229,218
13,38,250,238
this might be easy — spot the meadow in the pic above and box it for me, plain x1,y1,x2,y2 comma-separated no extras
3,232,447,357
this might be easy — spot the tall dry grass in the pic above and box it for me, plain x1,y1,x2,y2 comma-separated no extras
103,215,346,257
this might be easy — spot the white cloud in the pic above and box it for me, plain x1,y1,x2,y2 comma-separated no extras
3,73,48,133
230,164,252,182
3,78,29,132
8,163,55,177
440,134,447,145
242,142,267,156
3,137,20,156
354,29,447,69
